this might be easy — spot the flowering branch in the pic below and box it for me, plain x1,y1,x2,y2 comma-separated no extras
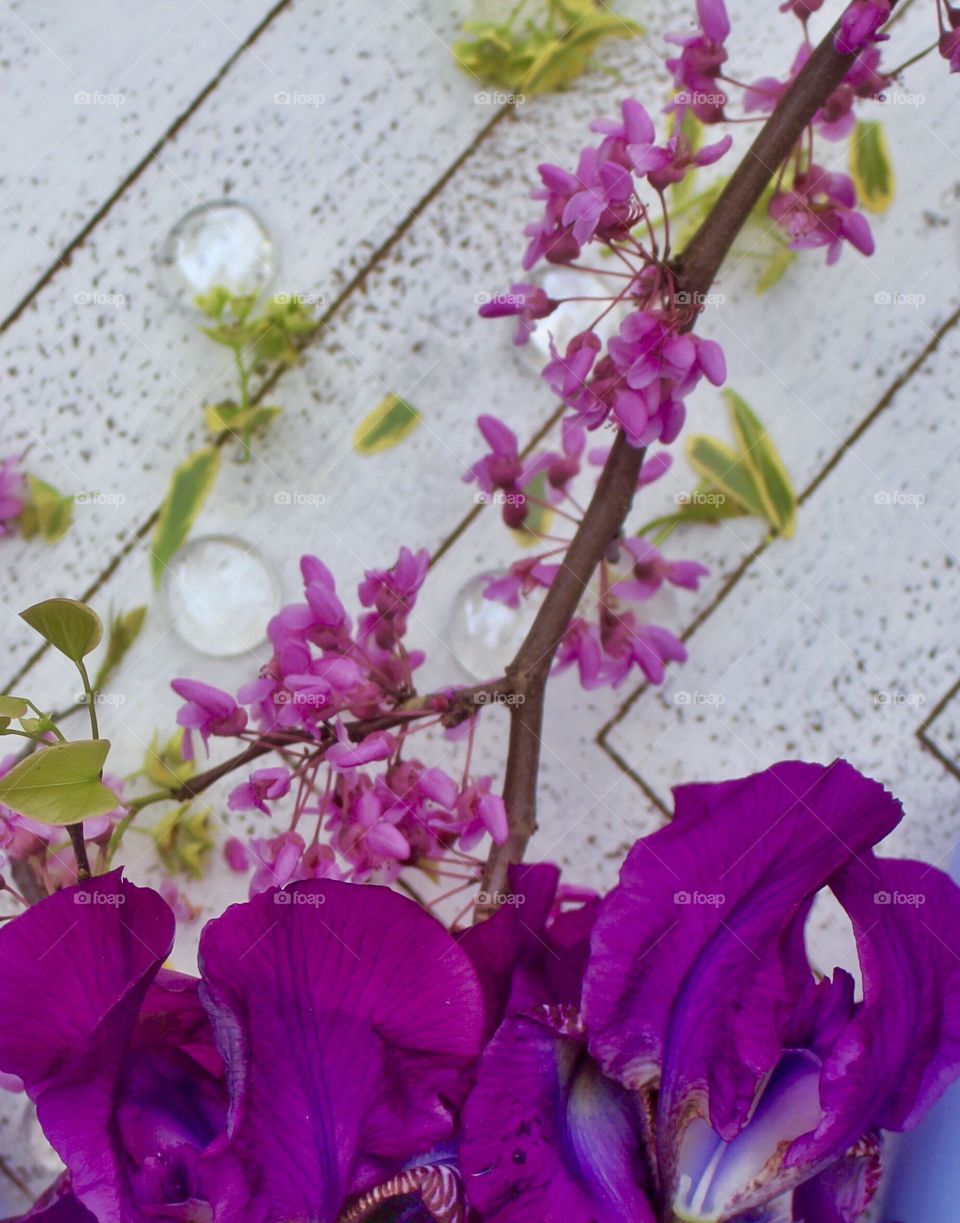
479,15,871,906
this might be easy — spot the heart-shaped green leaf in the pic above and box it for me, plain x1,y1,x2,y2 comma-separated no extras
20,598,103,662
151,446,221,588
0,739,119,825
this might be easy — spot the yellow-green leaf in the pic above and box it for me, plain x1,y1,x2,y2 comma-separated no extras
0,696,29,720
142,731,196,790
204,402,282,438
0,695,30,730
850,120,894,214
20,598,103,662
510,470,554,547
685,434,769,521
0,739,119,825
150,446,221,588
18,475,73,543
519,14,641,94
726,390,797,537
353,395,422,456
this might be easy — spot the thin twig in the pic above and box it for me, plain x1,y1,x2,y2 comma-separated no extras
478,17,862,908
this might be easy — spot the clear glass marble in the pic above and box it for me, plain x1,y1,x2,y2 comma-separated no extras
445,572,539,681
162,535,279,657
158,200,275,311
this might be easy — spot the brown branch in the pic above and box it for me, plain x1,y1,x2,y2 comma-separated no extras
165,680,506,804
478,19,861,906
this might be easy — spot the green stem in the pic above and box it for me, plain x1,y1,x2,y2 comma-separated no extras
233,347,254,461
77,660,99,739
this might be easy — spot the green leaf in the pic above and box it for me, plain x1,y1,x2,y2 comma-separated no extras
141,731,196,790
756,243,797,294
20,598,103,662
204,402,282,438
0,695,29,719
0,695,30,730
18,475,74,543
726,390,797,537
453,2,641,95
353,395,422,456
150,446,221,588
94,605,147,690
850,120,894,214
0,739,119,825
193,286,232,320
685,434,770,521
153,802,214,878
519,12,641,94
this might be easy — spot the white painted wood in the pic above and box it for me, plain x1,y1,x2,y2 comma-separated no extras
0,0,282,320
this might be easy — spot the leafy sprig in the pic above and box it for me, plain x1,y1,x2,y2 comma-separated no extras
454,0,642,96
149,287,319,588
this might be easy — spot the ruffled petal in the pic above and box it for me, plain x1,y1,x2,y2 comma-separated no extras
197,880,484,1222
584,762,901,1104
787,855,960,1171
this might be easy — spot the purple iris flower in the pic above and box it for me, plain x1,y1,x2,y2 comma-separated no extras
6,763,960,1223
0,872,483,1222
461,762,960,1221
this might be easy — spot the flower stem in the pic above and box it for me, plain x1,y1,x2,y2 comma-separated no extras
477,14,866,911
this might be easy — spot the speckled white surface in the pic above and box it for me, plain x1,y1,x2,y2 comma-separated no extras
0,0,959,1206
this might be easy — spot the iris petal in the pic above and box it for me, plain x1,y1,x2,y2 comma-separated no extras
461,1009,654,1223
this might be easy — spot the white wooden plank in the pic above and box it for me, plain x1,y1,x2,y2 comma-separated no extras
0,0,284,321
